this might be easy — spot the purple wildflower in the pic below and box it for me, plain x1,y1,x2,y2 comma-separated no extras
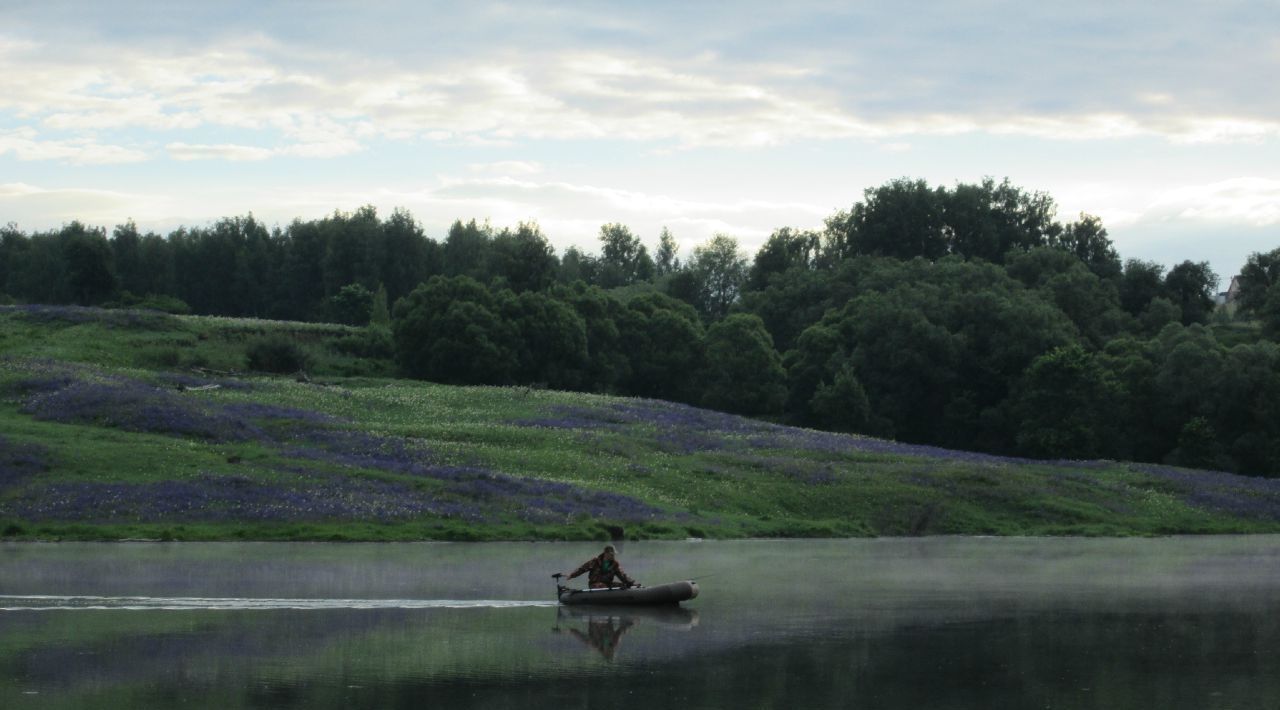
1,304,173,329
0,436,50,488
1130,463,1280,521
19,379,263,442
0,470,485,524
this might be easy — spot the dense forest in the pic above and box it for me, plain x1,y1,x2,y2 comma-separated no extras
4,177,1280,476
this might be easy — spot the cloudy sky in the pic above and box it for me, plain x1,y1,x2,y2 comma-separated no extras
2,0,1277,281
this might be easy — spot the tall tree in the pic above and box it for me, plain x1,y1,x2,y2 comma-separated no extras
944,177,1060,263
490,221,557,293
597,223,654,288
392,275,517,384
503,289,588,389
617,292,705,402
1051,213,1121,280
1118,259,1167,317
1164,260,1218,325
746,227,821,292
62,222,116,305
1013,344,1123,459
1236,247,1280,315
443,219,492,281
380,208,435,305
699,313,787,416
0,223,28,298
686,233,748,321
654,227,680,277
827,178,948,261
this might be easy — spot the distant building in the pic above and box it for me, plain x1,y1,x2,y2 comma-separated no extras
1215,275,1242,306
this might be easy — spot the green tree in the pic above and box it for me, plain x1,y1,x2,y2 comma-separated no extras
1164,260,1218,325
654,227,680,276
1050,213,1121,280
555,282,628,391
1217,342,1280,475
280,218,328,320
0,223,26,297
808,363,873,434
1149,324,1226,463
490,221,557,293
558,246,597,285
1140,297,1181,335
616,292,705,402
370,283,391,328
597,223,654,288
1263,286,1280,340
503,289,588,389
326,283,375,326
110,221,146,298
380,208,435,305
1006,247,1126,345
392,275,517,384
443,219,492,281
1096,337,1161,462
321,205,383,297
944,177,1060,263
738,265,837,354
746,227,821,292
8,232,69,303
1119,259,1167,317
827,178,948,261
699,314,787,416
1235,247,1280,315
62,222,116,305
685,233,748,321
1012,344,1122,459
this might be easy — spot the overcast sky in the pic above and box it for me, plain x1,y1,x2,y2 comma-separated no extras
2,0,1277,282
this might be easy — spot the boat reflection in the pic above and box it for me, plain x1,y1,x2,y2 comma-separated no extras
553,605,700,660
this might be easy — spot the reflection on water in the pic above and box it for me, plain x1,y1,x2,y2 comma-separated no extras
555,606,699,661
2,538,1280,708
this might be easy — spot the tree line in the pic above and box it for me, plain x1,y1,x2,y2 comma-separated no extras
3,177,1280,476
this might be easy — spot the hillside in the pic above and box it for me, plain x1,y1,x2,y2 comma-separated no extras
3,304,1280,541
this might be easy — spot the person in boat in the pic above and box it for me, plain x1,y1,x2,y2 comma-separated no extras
564,545,639,589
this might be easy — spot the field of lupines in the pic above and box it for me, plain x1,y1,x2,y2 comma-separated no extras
3,304,1280,540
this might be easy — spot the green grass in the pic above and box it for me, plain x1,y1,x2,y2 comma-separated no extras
3,304,1280,541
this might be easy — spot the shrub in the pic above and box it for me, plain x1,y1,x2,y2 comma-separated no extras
332,326,394,359
245,335,312,374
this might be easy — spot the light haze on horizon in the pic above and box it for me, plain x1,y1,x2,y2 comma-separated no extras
1,0,1277,283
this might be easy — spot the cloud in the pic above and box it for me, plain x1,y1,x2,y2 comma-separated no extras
166,142,275,162
3,0,1278,164
1148,179,1280,226
0,127,147,164
0,182,155,226
467,161,544,176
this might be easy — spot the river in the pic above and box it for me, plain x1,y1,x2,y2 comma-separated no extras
3,537,1279,708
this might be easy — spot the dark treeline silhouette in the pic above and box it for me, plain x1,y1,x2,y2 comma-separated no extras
4,177,1280,476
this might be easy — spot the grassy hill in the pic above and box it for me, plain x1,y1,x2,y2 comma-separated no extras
3,303,1280,541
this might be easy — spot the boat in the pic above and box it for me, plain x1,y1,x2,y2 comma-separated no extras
556,579,698,606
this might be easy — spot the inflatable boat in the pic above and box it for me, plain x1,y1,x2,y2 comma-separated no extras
556,579,698,606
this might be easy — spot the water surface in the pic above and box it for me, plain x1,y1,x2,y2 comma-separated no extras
2,537,1279,708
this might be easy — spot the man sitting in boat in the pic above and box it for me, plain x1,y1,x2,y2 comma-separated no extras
565,545,639,589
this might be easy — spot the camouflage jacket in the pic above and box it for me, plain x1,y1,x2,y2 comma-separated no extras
569,554,636,588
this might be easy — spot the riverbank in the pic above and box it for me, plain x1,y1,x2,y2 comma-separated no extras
4,305,1280,541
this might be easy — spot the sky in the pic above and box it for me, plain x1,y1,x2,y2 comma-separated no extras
1,0,1278,284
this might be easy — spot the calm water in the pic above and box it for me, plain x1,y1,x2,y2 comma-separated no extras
3,537,1280,709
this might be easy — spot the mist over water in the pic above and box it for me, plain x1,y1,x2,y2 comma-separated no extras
2,538,1279,708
